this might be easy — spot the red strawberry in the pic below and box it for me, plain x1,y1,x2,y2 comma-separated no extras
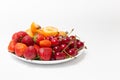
24,46,37,60
12,31,27,42
34,44,40,55
8,40,17,53
21,35,34,46
33,33,44,44
38,48,52,61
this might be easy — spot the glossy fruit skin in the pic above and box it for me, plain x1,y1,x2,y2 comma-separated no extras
60,44,67,50
61,37,70,44
69,35,76,40
39,40,51,47
60,44,69,51
46,36,54,41
68,48,78,56
54,52,66,60
34,44,40,55
42,26,58,37
21,35,34,46
33,34,44,44
69,40,76,48
77,41,84,49
51,38,59,46
31,22,41,34
15,43,27,57
12,31,27,42
53,46,61,53
38,48,52,61
8,40,16,53
58,31,67,36
26,29,34,38
24,46,37,60
12,32,18,42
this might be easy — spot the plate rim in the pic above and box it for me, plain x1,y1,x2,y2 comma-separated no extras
9,49,85,64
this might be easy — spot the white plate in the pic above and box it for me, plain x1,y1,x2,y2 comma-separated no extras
10,49,85,64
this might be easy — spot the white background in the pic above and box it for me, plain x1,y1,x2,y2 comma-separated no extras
0,0,120,80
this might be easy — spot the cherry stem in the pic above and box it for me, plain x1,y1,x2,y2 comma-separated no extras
74,36,77,49
75,35,80,40
77,45,87,52
77,47,83,52
67,28,74,36
85,46,87,49
63,50,73,58
61,41,75,58
61,41,72,52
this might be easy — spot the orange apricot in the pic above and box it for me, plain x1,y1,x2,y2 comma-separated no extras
31,22,41,34
39,40,51,47
41,26,58,37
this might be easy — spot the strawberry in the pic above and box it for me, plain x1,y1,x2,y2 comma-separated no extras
24,46,37,60
38,48,52,61
34,44,40,55
21,35,34,46
33,33,44,44
12,31,27,42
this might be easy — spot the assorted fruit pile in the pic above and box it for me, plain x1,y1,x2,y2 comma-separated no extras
8,22,86,61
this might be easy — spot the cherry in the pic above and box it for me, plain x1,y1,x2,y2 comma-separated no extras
77,41,84,49
60,44,67,50
46,36,50,40
54,52,66,60
46,36,54,40
50,53,55,60
53,46,61,52
69,35,76,40
76,39,80,42
51,38,59,46
60,44,69,52
68,48,78,56
69,40,76,48
61,36,70,44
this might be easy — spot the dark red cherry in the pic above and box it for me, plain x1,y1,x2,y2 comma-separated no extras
54,52,66,60
61,37,70,44
51,38,59,46
77,41,84,49
53,46,61,52
68,48,78,56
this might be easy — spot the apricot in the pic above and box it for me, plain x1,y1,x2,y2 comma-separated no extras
31,22,41,34
41,26,58,37
26,29,34,37
39,40,51,47
58,31,67,36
